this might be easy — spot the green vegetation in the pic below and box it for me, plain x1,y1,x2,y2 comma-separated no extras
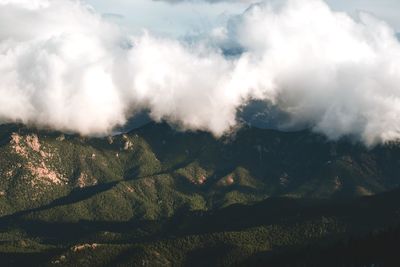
0,122,399,266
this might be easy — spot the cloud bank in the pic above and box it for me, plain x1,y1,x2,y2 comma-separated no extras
1,0,400,145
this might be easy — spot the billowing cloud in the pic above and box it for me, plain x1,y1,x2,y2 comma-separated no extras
1,0,400,145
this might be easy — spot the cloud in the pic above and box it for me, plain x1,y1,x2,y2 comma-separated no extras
229,0,400,145
1,0,400,145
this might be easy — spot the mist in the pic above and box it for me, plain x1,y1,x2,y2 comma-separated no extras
1,0,400,145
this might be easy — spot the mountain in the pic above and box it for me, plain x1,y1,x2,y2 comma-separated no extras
0,122,400,266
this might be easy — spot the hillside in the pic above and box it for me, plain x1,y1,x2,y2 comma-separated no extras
0,188,400,266
0,122,400,266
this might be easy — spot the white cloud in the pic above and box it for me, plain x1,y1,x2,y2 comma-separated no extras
1,0,400,145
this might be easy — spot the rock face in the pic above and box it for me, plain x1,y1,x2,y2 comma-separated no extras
9,133,66,186
76,172,98,188
26,134,41,152
27,161,65,186
10,133,28,157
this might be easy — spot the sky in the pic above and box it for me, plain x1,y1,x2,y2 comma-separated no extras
85,0,400,36
85,0,251,37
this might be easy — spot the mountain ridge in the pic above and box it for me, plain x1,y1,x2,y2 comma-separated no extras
1,121,400,222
